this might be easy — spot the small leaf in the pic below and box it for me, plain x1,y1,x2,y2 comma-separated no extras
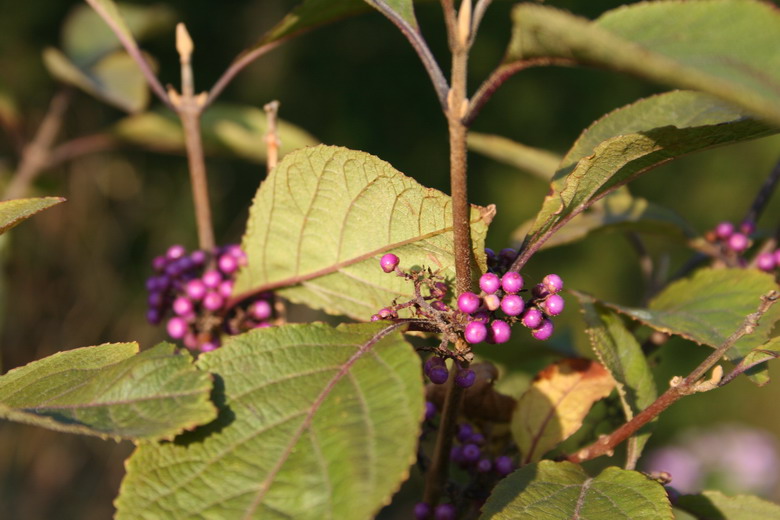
676,490,780,520
737,336,780,374
505,1,780,125
511,358,615,464
115,323,423,520
522,91,774,254
234,145,492,320
576,292,657,468
113,104,318,162
467,132,561,181
480,460,672,520
610,268,780,385
0,197,65,235
0,342,216,441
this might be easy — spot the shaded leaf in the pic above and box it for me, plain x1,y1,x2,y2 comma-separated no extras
467,132,561,181
505,1,780,125
576,292,657,468
480,460,672,519
234,145,493,320
365,0,418,30
610,268,780,385
732,335,780,376
522,91,774,255
0,197,65,235
511,358,615,464
113,104,318,162
0,342,216,441
115,322,423,520
253,0,369,48
676,490,780,520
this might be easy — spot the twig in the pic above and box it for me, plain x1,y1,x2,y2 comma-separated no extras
742,156,780,230
46,133,119,167
566,290,779,464
5,89,72,200
470,0,493,45
264,101,281,173
625,232,655,305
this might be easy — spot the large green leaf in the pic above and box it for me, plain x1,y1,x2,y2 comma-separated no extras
0,197,65,235
114,104,319,162
0,342,216,441
467,132,561,181
115,322,423,520
505,0,780,125
610,268,780,385
234,145,492,320
521,91,774,255
480,460,672,519
576,293,657,468
676,490,780,520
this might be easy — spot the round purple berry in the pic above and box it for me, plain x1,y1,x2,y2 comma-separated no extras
501,272,524,293
166,317,188,339
428,365,449,385
152,255,167,272
173,296,194,316
740,220,756,235
477,458,493,473
425,401,437,421
500,294,525,317
185,279,207,300
728,232,750,252
542,294,565,316
522,307,543,329
495,455,514,476
498,248,516,265
414,502,432,520
250,300,272,321
485,248,496,266
218,253,239,274
424,356,445,375
543,273,564,294
469,432,485,445
202,269,223,288
434,503,457,520
166,244,186,261
490,319,511,344
146,308,161,325
715,221,735,239
756,252,776,272
457,292,481,314
457,423,473,443
380,253,400,273
464,321,488,344
218,280,234,298
431,282,448,299
203,291,224,311
479,272,501,294
532,318,555,340
455,368,476,388
462,443,481,462
483,293,500,311
147,291,164,308
190,249,207,265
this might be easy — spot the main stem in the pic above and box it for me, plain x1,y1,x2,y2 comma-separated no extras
180,107,215,252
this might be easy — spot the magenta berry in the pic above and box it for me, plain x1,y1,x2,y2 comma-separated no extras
483,293,500,311
172,296,194,316
380,253,400,273
218,253,239,274
740,220,756,235
479,272,501,294
756,252,776,272
190,249,207,265
543,273,564,293
455,368,476,388
532,318,555,340
501,271,523,293
457,292,481,314
522,307,543,329
218,280,234,298
431,282,448,299
490,319,511,343
152,255,167,271
185,279,207,300
728,232,750,252
464,321,488,344
542,294,565,316
203,292,224,311
166,244,186,260
500,294,525,316
202,269,222,288
715,221,735,239
166,317,188,339
250,300,272,321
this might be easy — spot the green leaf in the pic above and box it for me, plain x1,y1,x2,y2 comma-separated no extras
505,1,780,125
254,0,369,48
115,322,423,520
234,145,493,320
43,47,150,113
467,132,561,181
610,268,780,385
521,91,774,254
113,104,319,162
676,490,780,520
480,460,672,520
576,292,657,468
0,197,65,235
62,3,174,67
365,0,418,30
0,342,216,441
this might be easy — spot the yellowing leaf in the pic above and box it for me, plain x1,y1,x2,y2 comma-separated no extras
512,358,615,464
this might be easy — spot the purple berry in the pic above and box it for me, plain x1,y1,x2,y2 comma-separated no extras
424,356,445,375
428,365,449,385
495,456,514,476
728,232,750,252
477,458,493,473
218,280,234,298
431,282,448,299
542,294,565,316
414,502,432,520
431,300,450,312
542,273,564,294
203,292,224,311
485,248,496,266
522,307,543,329
532,284,548,299
166,244,186,261
173,296,194,316
227,244,245,259
202,270,222,288
425,401,437,421
471,310,490,324
166,317,188,339
455,368,476,388
146,308,161,325
147,291,164,308
462,443,481,462
250,300,272,321
490,319,511,343
483,294,500,311
532,319,555,340
377,307,396,319
218,253,239,274
756,252,776,272
190,249,207,265
380,253,400,273
498,248,516,265
457,423,473,443
200,341,219,352
464,321,487,344
152,255,167,272
434,503,457,520
469,432,485,445
500,294,525,317
450,445,465,464
715,221,735,239
501,272,524,293
479,273,501,294
457,292,481,314
740,220,756,235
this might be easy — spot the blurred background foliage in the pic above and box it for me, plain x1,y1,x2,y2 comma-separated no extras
1,0,780,518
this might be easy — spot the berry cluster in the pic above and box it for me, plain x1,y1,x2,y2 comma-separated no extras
423,356,476,389
707,220,780,273
450,423,514,478
146,244,274,352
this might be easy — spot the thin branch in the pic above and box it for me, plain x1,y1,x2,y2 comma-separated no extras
470,0,493,45
83,0,171,110
742,156,780,230
46,133,119,167
264,100,281,173
566,290,779,464
207,39,285,107
4,89,72,200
